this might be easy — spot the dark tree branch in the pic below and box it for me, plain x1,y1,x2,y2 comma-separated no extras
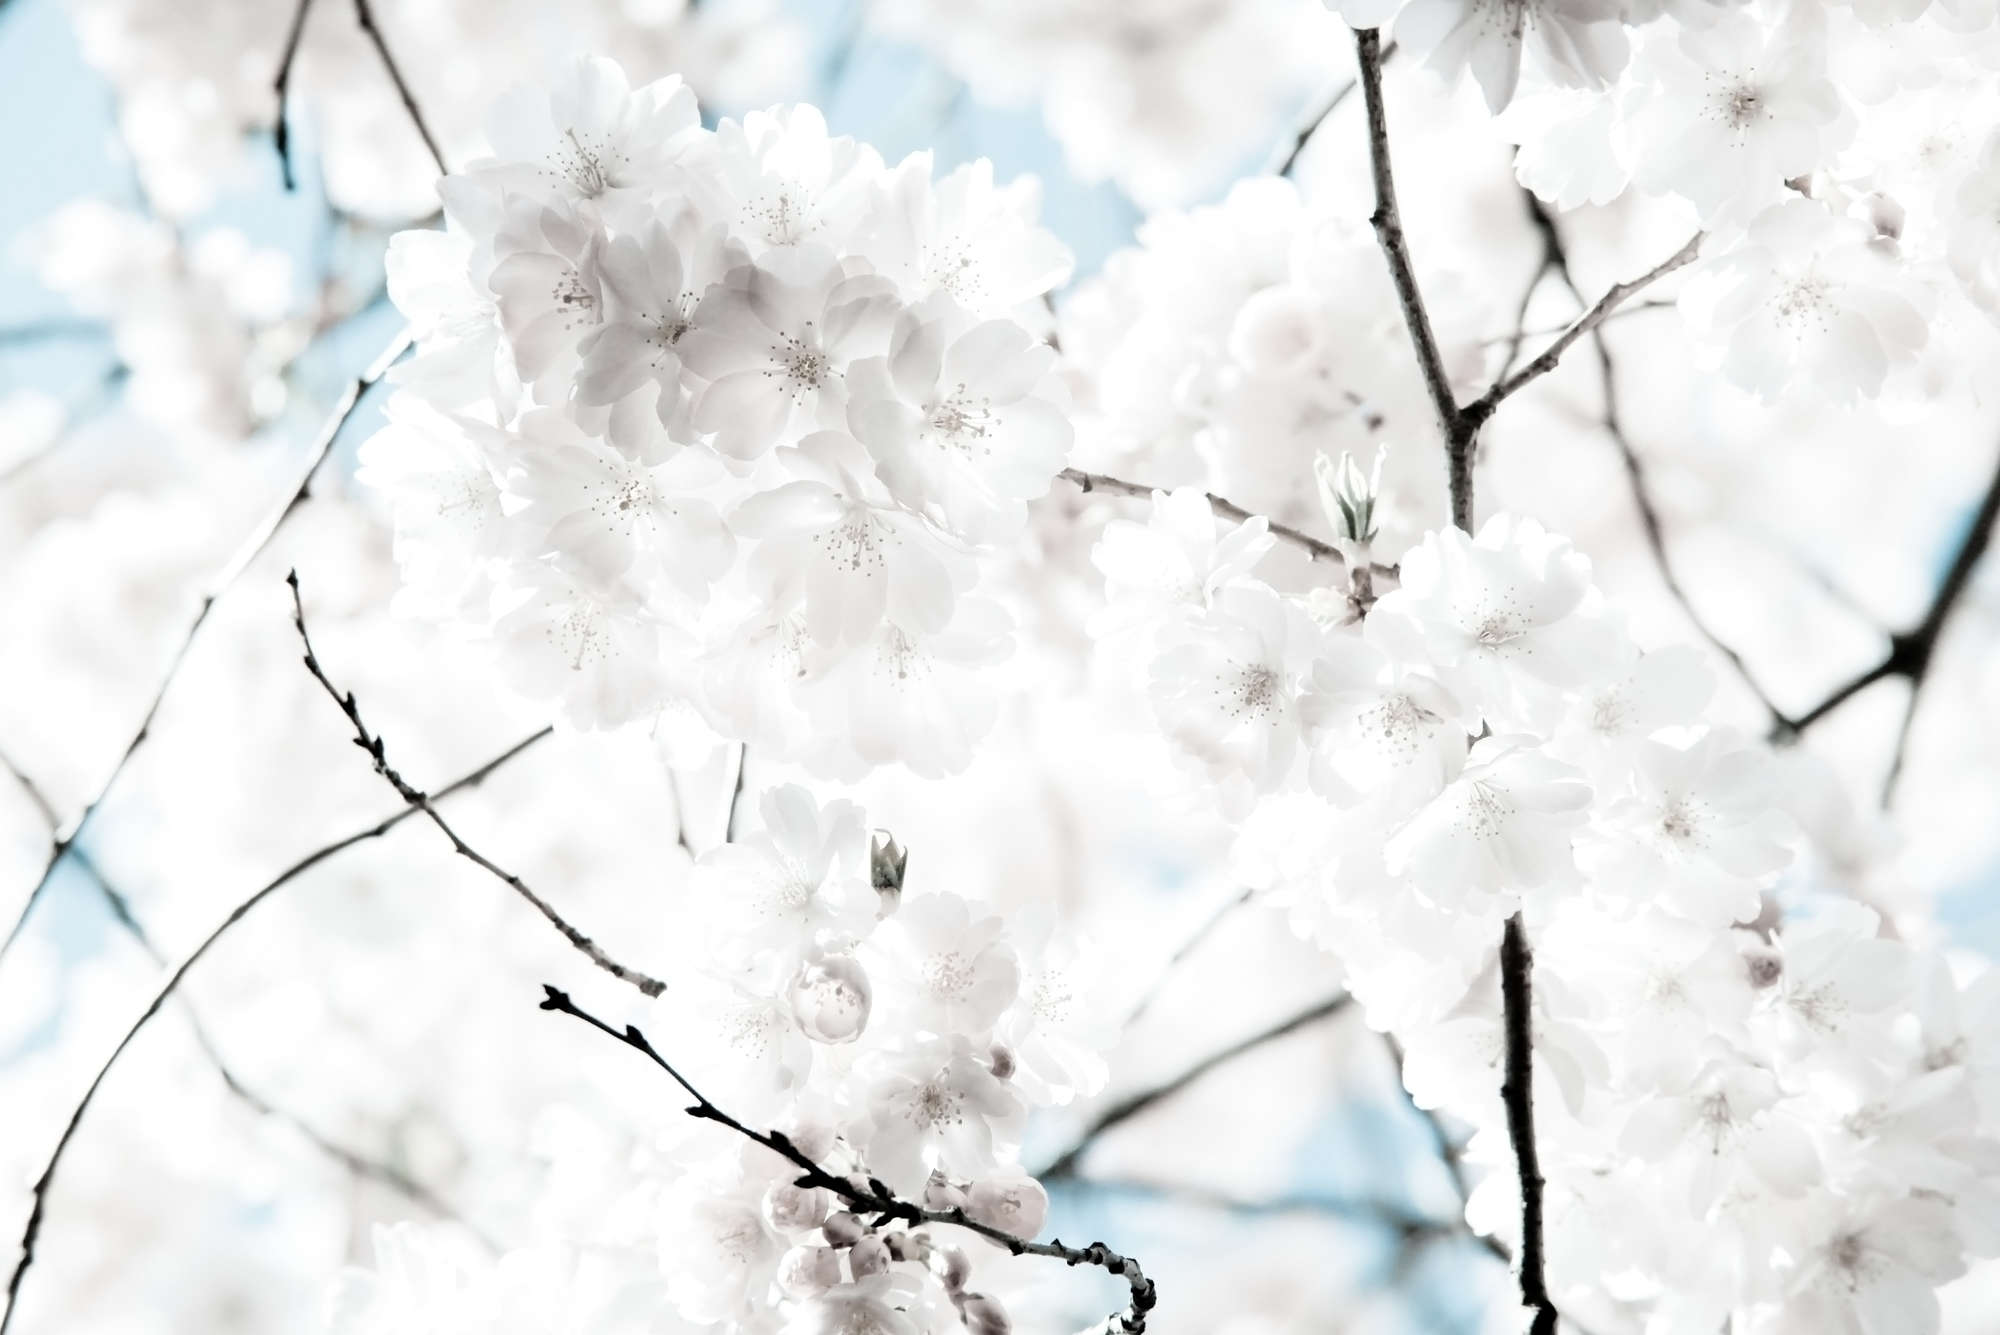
1353,28,1463,524
0,725,548,1335
1038,992,1351,1181
289,573,667,997
1519,193,1789,724
352,0,448,179
1777,440,2000,766
0,332,410,972
1353,34,1560,1329
272,0,315,190
538,986,1158,1332
1060,466,1357,567
1499,917,1556,1334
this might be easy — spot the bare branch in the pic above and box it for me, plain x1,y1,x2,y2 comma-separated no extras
0,726,548,1335
272,0,315,190
1069,1173,1466,1241
352,0,448,178
1038,992,1351,1181
1353,28,1461,519
1465,231,1704,427
1777,439,2000,764
1499,916,1557,1334
1353,34,1560,1328
289,572,667,997
0,332,411,971
1272,40,1391,178
1060,466,1350,566
538,985,1158,1332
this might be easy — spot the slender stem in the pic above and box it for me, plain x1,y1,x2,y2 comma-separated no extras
351,0,448,178
538,986,1157,1331
1038,992,1351,1181
0,727,549,1335
289,573,667,997
1778,438,2000,755
1060,467,1348,566
1463,232,1703,426
272,0,315,190
1273,41,1391,178
0,332,411,972
724,743,749,845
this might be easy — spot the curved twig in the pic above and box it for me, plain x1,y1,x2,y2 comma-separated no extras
289,573,667,998
0,726,549,1335
539,986,1158,1331
0,331,412,973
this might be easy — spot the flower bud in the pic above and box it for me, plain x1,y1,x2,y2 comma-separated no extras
763,1182,832,1234
790,953,872,1044
776,1244,843,1299
871,831,908,914
848,1234,892,1278
1745,947,1783,990
922,1170,967,1212
964,1176,1048,1239
885,1230,929,1264
987,1042,1016,1081
932,1243,972,1294
821,1211,867,1247
959,1292,1012,1335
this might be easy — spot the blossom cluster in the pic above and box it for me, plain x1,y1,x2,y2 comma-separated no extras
330,784,1117,1335
64,0,805,220
1060,177,1480,555
1328,0,2000,404
1099,487,2000,1331
361,60,1076,774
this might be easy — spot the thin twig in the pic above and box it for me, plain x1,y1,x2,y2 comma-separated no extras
1272,41,1391,179
289,573,667,998
1122,887,1252,1028
538,986,1158,1332
0,332,410,972
1778,440,2000,762
1069,1173,1462,1241
1464,232,1704,428
1060,467,1348,566
351,0,447,178
724,743,748,845
1038,992,1351,1181
272,0,315,190
0,726,548,1335
1520,196,1788,724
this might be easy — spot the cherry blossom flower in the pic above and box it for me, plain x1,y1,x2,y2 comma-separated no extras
867,892,1021,1038
679,246,901,460
857,1035,1026,1194
1383,735,1592,908
690,784,875,963
1393,0,1630,114
1680,199,1929,402
475,57,702,211
845,299,1072,539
